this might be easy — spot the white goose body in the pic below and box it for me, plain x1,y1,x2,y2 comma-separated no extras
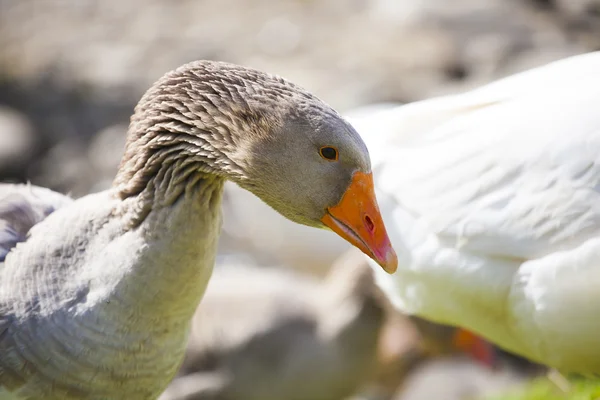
354,51,600,374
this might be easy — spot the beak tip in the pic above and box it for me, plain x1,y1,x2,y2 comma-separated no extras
380,248,398,274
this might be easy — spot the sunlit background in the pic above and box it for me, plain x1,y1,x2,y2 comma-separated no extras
1,0,599,399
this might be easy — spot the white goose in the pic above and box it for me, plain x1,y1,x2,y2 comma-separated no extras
358,51,600,375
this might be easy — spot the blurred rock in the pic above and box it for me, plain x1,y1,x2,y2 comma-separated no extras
0,107,36,179
556,0,600,16
87,123,127,192
29,138,93,196
256,17,302,56
393,358,527,400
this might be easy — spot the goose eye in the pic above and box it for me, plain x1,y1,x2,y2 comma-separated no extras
319,146,338,161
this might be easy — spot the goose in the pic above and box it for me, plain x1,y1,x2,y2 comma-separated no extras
0,61,397,400
354,51,600,375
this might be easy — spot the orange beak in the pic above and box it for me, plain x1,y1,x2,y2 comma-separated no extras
321,171,398,273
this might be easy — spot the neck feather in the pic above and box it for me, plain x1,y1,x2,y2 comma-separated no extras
114,170,225,322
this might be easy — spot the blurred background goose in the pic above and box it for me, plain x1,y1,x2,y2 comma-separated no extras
0,61,397,399
361,51,600,375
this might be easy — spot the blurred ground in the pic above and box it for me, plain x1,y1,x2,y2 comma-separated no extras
1,0,599,399
2,0,600,195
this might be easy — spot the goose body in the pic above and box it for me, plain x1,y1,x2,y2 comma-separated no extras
356,51,600,374
0,61,396,399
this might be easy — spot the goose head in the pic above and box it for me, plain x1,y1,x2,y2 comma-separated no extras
116,61,397,273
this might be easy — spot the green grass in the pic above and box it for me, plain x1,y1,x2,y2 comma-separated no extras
488,377,600,400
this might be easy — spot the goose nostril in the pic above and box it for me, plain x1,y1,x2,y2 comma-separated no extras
365,214,375,233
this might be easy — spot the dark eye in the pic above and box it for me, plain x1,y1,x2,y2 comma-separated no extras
319,146,338,161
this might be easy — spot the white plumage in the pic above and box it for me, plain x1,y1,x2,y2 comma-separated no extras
355,51,600,374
